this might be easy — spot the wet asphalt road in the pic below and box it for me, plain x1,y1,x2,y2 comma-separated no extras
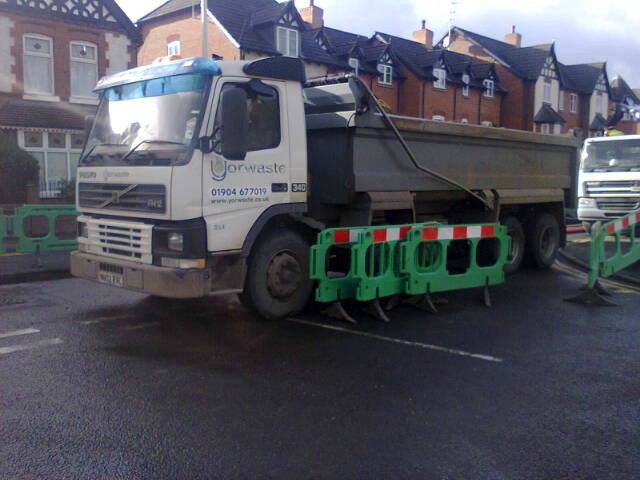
1,263,639,479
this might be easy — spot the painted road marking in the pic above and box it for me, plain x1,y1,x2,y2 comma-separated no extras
0,328,40,339
81,315,130,326
0,338,63,356
121,321,161,332
287,318,503,363
553,262,640,295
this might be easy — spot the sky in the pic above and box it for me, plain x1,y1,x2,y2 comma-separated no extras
118,0,640,87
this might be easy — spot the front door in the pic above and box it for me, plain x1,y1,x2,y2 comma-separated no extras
201,78,291,253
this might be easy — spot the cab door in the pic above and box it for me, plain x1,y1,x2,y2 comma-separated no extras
201,78,291,253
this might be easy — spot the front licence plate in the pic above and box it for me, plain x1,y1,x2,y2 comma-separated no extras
98,272,124,288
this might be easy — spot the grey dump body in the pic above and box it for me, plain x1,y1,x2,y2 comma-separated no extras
303,82,579,212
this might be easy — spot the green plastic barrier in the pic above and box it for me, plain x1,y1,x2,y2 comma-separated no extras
310,226,366,303
11,205,78,254
400,223,509,296
587,212,640,289
0,211,7,254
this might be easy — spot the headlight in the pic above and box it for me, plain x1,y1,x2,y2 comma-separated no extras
578,197,596,208
78,222,88,238
167,232,184,252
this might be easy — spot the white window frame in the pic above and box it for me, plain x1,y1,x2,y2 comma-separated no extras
432,115,445,122
23,34,55,98
481,120,493,127
558,90,565,111
543,80,551,104
462,74,469,97
276,26,299,57
541,123,550,135
433,68,446,89
18,131,83,198
483,79,494,98
167,40,181,57
378,64,393,86
570,94,578,113
69,41,98,103
596,92,604,115
460,118,469,124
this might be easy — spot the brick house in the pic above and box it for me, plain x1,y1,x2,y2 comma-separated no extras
445,26,611,136
0,0,139,198
610,76,640,135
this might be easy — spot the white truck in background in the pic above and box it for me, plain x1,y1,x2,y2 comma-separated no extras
71,56,579,320
577,135,640,231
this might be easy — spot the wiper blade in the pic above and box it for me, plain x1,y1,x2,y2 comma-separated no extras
121,140,186,164
81,142,126,164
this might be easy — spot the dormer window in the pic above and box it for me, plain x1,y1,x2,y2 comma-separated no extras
316,35,328,51
483,79,494,98
433,68,446,89
462,74,470,97
378,64,393,86
276,27,299,57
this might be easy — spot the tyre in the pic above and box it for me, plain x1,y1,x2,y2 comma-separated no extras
239,228,314,320
525,213,560,270
502,216,525,274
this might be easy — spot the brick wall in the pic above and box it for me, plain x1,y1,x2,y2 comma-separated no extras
397,63,424,118
4,11,133,100
454,88,479,123
423,82,455,120
364,73,400,113
480,93,501,126
138,11,240,66
559,90,580,133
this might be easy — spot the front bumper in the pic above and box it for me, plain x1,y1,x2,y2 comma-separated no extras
577,206,610,222
71,251,212,299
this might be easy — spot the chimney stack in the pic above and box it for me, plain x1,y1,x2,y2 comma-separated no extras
300,0,324,29
412,19,433,48
504,25,522,47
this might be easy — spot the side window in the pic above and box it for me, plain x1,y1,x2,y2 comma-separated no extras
214,82,281,152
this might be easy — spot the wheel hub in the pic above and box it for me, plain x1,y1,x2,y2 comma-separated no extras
266,252,303,300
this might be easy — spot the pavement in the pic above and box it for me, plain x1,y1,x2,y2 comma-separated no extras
1,261,639,479
0,251,71,285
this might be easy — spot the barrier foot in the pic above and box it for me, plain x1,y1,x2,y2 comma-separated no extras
322,301,357,324
565,286,617,307
405,293,439,314
483,283,492,308
384,295,401,312
581,280,611,297
364,299,391,323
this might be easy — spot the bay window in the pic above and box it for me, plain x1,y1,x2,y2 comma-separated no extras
433,68,446,89
23,34,54,96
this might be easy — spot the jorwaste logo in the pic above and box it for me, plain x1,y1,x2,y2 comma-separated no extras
212,160,286,182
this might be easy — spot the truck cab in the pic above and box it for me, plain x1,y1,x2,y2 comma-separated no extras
72,56,311,316
578,135,640,230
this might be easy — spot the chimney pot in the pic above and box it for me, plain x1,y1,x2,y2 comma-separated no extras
421,19,426,30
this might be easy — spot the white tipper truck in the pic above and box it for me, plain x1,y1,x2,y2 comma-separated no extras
71,56,579,319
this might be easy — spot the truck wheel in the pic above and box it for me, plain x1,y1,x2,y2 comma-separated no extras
239,228,314,320
525,213,560,270
502,216,525,274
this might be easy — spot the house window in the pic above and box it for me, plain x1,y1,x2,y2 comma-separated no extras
596,92,604,114
23,34,54,96
482,121,493,127
462,74,469,97
559,91,565,111
543,79,551,104
70,42,98,99
276,27,299,57
460,118,469,124
167,40,181,56
570,94,578,113
378,64,393,86
541,123,550,135
433,68,446,89
483,79,494,98
19,131,83,198
432,115,445,122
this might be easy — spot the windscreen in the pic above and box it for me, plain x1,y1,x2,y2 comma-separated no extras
81,73,209,167
582,139,640,172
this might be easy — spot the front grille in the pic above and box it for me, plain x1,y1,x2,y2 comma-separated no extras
596,198,640,213
99,263,124,275
585,181,640,197
78,216,153,264
79,183,166,214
